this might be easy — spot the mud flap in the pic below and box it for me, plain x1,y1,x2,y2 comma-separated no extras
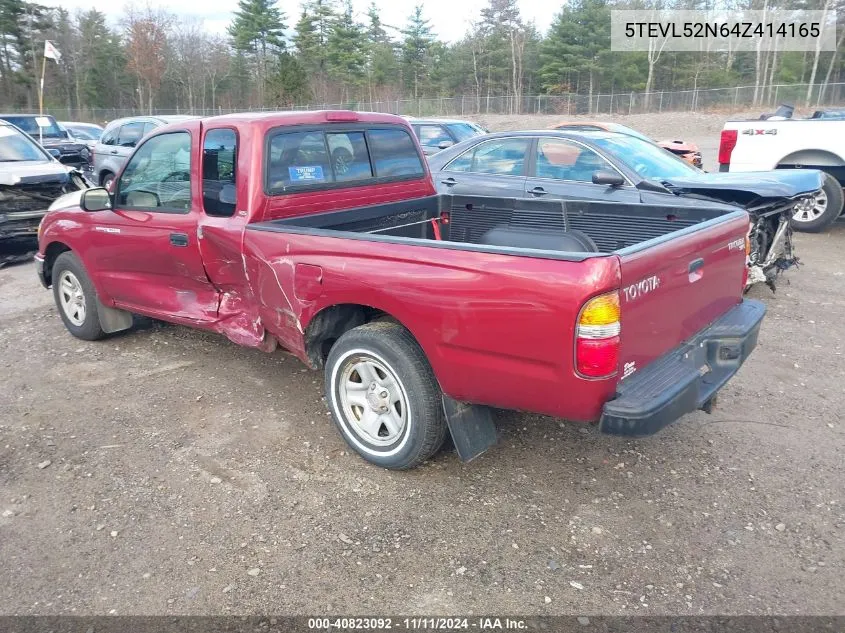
441,395,497,463
97,300,133,334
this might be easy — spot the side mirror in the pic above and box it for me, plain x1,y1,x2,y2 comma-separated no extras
80,187,112,212
47,148,61,159
592,170,625,187
438,140,454,150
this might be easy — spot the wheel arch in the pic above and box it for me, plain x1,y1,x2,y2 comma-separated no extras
98,169,115,186
42,240,73,287
303,303,422,370
776,149,845,169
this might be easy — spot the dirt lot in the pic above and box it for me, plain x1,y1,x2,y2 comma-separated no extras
1,112,844,617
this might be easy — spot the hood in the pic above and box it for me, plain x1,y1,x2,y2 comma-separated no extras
48,189,84,210
38,137,87,150
658,139,698,152
0,160,72,186
661,170,824,206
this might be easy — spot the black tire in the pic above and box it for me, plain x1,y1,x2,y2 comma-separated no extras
325,321,447,470
51,251,106,341
101,172,115,190
331,147,353,176
790,171,843,233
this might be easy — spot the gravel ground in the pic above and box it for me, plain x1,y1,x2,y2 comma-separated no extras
1,111,844,617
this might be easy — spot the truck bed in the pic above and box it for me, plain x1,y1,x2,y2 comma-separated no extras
250,194,739,257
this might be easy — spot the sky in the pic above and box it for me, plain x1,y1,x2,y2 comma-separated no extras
39,0,557,44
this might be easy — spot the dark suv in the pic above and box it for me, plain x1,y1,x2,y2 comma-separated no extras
0,114,90,168
405,117,487,156
92,115,198,188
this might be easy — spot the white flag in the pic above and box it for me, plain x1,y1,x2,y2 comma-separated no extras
44,40,61,62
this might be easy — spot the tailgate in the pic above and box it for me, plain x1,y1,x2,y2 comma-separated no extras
616,211,749,378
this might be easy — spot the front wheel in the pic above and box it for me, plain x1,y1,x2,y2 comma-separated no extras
52,251,105,340
791,171,843,232
325,322,447,470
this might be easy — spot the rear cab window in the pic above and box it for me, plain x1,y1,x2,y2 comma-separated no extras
265,125,424,194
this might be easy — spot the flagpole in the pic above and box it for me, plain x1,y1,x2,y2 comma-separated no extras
39,52,46,117
38,52,47,145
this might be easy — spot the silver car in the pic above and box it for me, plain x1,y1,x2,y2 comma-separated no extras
92,115,197,188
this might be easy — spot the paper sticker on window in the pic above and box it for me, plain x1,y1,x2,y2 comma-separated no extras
35,116,52,128
289,165,325,182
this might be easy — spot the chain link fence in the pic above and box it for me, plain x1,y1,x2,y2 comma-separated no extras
20,82,845,123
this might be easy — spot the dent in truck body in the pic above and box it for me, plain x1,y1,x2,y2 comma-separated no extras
242,226,623,422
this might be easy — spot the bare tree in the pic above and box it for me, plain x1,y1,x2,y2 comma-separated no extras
171,17,205,112
806,0,835,104
124,5,171,113
204,36,232,112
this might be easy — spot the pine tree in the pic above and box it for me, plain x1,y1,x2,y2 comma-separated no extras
228,0,285,57
365,1,398,98
539,0,611,104
228,0,285,105
270,51,309,105
326,0,366,102
400,4,434,98
293,0,335,100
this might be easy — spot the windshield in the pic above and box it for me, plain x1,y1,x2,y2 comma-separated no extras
447,122,484,142
607,123,653,143
591,134,701,181
1,115,65,139
0,125,49,161
67,125,101,140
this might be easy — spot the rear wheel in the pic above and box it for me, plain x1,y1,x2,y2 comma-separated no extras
52,252,105,341
325,322,447,470
791,171,843,232
101,172,115,190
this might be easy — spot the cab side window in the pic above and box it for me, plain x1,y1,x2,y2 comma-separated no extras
116,132,192,212
202,128,237,217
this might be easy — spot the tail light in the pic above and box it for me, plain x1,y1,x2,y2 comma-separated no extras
718,129,738,166
742,233,751,289
325,110,359,122
575,291,620,378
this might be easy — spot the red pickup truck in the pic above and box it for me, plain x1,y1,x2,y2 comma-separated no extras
35,111,765,469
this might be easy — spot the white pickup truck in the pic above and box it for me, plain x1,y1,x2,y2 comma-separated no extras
719,108,845,232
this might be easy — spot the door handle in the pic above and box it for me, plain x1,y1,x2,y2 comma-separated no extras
110,149,118,155
688,257,704,282
529,186,547,196
441,177,457,186
170,232,189,247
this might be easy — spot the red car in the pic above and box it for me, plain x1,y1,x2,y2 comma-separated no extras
35,110,763,469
